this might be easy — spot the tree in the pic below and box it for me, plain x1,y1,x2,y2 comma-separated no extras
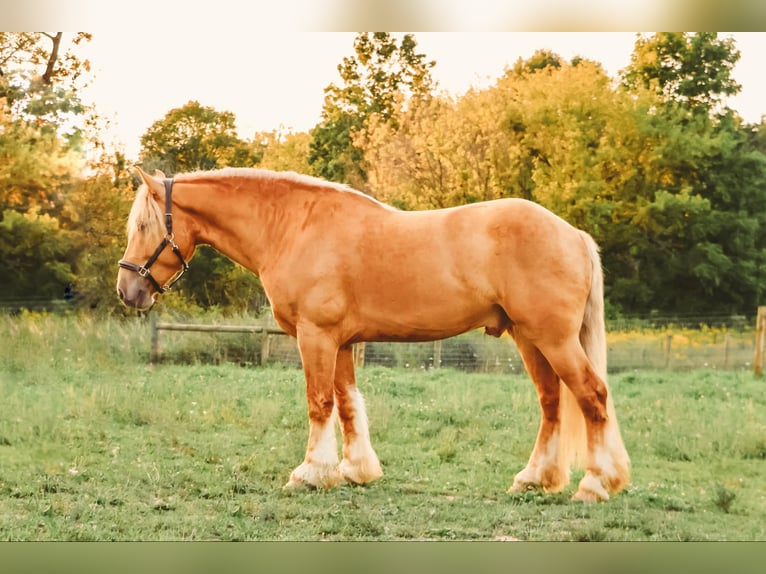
0,32,91,215
359,95,459,209
0,208,77,300
621,32,741,113
308,33,435,189
253,128,312,174
360,86,519,210
0,33,93,304
62,159,135,313
361,56,622,216
510,48,563,76
0,32,91,119
498,59,625,227
614,33,766,314
139,100,261,175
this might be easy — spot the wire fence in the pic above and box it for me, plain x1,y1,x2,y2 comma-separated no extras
259,327,755,374
148,313,756,374
1,299,757,373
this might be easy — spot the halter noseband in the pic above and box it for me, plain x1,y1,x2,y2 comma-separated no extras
118,178,189,294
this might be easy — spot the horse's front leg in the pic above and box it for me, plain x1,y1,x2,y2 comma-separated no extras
284,327,343,489
334,344,383,485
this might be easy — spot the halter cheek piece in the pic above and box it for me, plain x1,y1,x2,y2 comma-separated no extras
118,178,189,294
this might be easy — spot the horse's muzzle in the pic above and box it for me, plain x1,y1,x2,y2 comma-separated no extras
116,270,157,310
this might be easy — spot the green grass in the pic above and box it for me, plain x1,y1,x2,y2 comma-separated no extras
0,313,764,540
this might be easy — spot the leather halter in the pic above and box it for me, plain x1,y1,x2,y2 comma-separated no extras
118,178,189,294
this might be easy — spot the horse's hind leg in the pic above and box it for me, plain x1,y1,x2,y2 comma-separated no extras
508,332,571,494
334,345,383,484
538,337,630,501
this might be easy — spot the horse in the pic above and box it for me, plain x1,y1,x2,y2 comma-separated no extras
117,166,630,501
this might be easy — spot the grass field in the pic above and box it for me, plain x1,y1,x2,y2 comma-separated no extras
0,313,764,541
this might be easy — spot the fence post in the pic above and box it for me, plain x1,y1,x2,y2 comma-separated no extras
664,333,673,369
433,339,442,369
353,342,366,368
150,312,159,364
753,306,766,376
260,334,272,366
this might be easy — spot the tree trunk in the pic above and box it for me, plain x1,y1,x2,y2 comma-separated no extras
41,32,62,85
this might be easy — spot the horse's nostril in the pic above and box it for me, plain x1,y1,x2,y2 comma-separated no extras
117,287,125,301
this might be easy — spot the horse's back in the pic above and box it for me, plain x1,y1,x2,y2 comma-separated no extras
380,197,591,293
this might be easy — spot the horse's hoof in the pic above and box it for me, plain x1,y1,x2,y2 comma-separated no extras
571,488,609,502
572,472,610,502
284,462,342,490
339,457,383,485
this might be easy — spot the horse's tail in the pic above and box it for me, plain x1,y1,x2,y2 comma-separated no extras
559,231,612,469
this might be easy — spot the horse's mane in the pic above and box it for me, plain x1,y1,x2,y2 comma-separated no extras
127,168,391,240
178,167,347,190
178,168,393,209
127,183,165,243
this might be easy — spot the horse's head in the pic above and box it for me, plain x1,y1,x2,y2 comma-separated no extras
116,167,194,310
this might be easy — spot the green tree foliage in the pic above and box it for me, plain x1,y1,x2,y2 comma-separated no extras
0,32,92,122
308,33,435,189
0,109,82,215
62,161,135,313
362,58,620,212
0,208,76,300
360,88,518,209
622,32,741,112
613,33,765,314
139,100,261,175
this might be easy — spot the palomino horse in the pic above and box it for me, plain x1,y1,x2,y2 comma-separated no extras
117,167,630,501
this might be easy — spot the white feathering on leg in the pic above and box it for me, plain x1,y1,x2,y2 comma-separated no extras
339,387,382,484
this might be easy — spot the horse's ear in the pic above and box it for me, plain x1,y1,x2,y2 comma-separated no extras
136,166,164,200
154,169,167,179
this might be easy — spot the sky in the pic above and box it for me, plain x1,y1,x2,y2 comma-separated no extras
77,32,766,161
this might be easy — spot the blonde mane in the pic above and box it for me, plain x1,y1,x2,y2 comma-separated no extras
126,168,393,243
177,168,394,209
177,167,350,191
127,183,165,243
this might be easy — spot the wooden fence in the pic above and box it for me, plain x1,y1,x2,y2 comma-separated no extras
150,314,372,367
753,306,766,376
149,313,762,374
150,314,286,364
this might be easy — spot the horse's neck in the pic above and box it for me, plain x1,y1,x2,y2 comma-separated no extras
181,176,303,275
